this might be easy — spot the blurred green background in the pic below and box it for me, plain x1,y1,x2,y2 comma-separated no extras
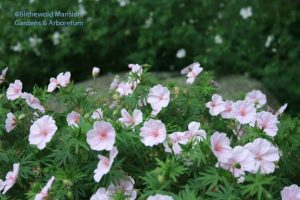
0,0,299,114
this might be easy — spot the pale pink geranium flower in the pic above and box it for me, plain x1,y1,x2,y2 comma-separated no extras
275,103,288,117
6,80,23,100
110,75,120,90
87,121,116,151
47,71,71,92
0,163,19,194
244,138,280,174
256,111,279,137
21,92,45,113
147,194,174,200
147,85,170,116
219,146,255,183
66,111,81,128
129,64,143,77
5,112,16,133
205,94,225,116
210,132,232,163
108,176,137,200
91,108,104,120
90,188,110,200
92,67,100,78
116,81,133,96
181,62,203,84
29,115,58,150
0,67,8,84
245,90,267,108
34,176,55,200
281,184,300,200
57,71,71,87
220,100,235,119
232,100,256,124
185,121,207,141
119,108,143,128
165,131,189,155
140,119,167,147
94,147,118,182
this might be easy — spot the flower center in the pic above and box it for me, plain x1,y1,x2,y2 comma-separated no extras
152,130,159,138
98,131,107,140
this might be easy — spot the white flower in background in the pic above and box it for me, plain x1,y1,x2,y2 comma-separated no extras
29,0,35,4
11,42,22,52
117,0,130,7
92,67,100,78
144,13,153,28
52,32,61,46
240,6,252,19
214,35,223,44
0,67,8,84
29,35,42,48
176,48,186,59
265,35,274,48
79,4,87,16
181,62,203,84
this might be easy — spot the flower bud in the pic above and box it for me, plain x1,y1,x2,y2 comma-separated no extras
63,179,73,187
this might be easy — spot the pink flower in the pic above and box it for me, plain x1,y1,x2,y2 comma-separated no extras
147,194,174,200
119,108,143,128
245,90,267,108
21,92,45,113
47,72,71,92
66,111,81,128
165,132,189,154
276,103,288,117
87,121,116,151
6,80,23,100
116,81,133,96
47,78,58,92
92,67,100,78
57,71,71,87
244,138,280,174
147,85,170,115
29,115,58,150
34,176,55,200
205,94,225,116
181,62,203,84
220,100,235,119
108,176,137,200
0,67,8,84
219,146,255,183
129,64,143,77
185,121,207,141
210,132,232,162
94,147,118,182
140,119,167,147
5,112,16,133
91,108,104,120
281,184,300,200
110,76,120,90
256,111,279,137
0,163,19,194
232,100,256,124
90,188,110,200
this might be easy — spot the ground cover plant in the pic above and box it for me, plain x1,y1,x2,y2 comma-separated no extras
0,64,299,199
